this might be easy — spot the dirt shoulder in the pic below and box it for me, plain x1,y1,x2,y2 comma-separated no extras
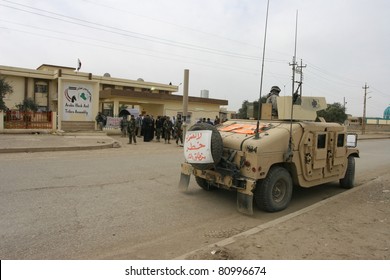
181,172,390,260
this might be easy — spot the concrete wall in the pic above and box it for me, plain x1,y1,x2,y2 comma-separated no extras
3,76,25,109
348,124,390,132
367,119,390,125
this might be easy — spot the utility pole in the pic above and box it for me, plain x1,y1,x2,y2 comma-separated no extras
343,97,347,113
362,83,369,135
182,69,189,141
295,59,307,101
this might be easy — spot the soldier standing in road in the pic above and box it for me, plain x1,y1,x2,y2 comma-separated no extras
155,116,163,142
174,116,183,146
163,116,173,144
120,116,128,137
127,115,137,145
136,115,142,137
95,112,106,130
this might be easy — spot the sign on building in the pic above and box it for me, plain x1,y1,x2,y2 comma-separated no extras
62,83,93,121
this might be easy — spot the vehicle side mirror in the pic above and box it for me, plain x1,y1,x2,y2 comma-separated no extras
347,133,358,148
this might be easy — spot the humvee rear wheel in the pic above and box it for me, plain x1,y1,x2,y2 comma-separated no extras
188,123,223,170
195,176,216,191
340,156,355,189
254,166,293,212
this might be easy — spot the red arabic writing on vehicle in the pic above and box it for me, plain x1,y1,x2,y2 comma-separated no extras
186,142,206,151
186,152,206,161
185,132,203,142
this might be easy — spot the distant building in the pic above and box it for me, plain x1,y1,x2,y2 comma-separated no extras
384,106,390,120
0,64,228,131
365,106,390,125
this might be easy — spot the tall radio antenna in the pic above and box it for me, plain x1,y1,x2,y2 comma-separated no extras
254,0,270,140
285,10,299,162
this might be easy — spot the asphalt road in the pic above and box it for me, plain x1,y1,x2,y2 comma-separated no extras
0,138,389,259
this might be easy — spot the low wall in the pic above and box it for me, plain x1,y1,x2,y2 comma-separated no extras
0,111,57,133
348,124,390,133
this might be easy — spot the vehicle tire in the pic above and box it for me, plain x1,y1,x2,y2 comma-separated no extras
254,166,293,212
195,176,216,191
340,156,355,189
188,123,223,170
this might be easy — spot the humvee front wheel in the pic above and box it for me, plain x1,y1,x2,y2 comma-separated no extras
340,156,355,189
254,166,293,212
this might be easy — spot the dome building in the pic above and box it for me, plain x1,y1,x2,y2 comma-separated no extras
384,106,390,120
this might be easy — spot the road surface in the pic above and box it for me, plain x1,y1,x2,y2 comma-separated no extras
0,138,389,259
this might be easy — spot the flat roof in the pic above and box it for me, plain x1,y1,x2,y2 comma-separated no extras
37,64,76,70
100,89,228,106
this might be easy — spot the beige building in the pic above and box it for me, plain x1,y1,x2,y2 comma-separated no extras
0,64,228,131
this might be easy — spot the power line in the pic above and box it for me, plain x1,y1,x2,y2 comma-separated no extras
370,86,390,97
0,19,260,72
0,0,262,60
0,25,262,76
80,0,262,50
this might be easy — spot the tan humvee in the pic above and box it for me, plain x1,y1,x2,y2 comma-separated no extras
179,96,359,215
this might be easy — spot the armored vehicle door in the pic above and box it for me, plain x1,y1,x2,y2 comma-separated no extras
300,129,326,182
324,128,347,178
325,128,347,177
300,126,347,183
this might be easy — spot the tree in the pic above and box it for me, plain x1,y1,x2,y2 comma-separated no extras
317,102,347,124
16,98,39,112
237,100,249,119
0,76,13,111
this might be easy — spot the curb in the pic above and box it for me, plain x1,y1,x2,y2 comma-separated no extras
0,141,120,154
175,180,370,260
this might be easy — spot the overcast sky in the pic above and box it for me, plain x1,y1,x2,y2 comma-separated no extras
0,0,389,117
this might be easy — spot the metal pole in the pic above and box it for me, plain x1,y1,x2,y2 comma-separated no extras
362,83,369,135
290,10,299,118
182,69,189,140
254,0,270,139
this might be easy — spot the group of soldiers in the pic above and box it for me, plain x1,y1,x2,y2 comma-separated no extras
197,116,220,125
120,115,184,145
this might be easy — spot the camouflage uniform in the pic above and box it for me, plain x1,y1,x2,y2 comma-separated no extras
163,117,173,144
266,86,281,117
127,116,137,144
95,112,105,130
120,117,128,137
174,118,183,145
155,116,163,142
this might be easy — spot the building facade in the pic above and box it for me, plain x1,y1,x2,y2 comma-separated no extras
0,64,228,131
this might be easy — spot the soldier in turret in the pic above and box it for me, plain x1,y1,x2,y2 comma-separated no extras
266,86,281,117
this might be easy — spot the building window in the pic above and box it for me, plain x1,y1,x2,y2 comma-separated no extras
177,111,192,124
102,84,115,90
35,83,48,94
124,86,135,91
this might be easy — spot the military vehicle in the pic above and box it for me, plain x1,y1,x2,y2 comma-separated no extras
179,96,359,215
